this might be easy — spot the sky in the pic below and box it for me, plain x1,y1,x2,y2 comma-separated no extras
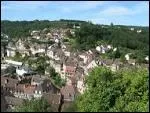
1,1,149,26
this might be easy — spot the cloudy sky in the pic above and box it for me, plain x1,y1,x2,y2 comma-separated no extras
1,1,149,26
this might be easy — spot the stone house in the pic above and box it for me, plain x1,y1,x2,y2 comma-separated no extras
111,59,123,72
78,51,94,64
43,93,62,112
62,57,77,77
60,85,75,102
77,79,85,94
86,60,98,70
6,47,16,57
1,76,58,100
128,59,136,66
47,47,64,61
31,30,40,36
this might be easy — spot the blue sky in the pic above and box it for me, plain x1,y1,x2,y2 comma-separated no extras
1,1,149,26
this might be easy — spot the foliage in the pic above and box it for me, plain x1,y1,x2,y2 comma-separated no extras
70,23,148,62
10,51,23,62
4,66,16,75
1,20,85,39
48,66,66,87
76,67,149,112
14,98,52,112
62,101,78,112
34,56,49,74
1,20,148,63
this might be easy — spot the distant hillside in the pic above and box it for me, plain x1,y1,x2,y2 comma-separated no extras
1,19,149,61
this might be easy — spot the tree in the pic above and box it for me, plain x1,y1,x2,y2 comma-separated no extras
1,20,149,64
4,66,16,75
48,66,66,87
35,56,49,75
14,98,52,112
13,51,22,61
62,101,78,112
76,67,148,112
110,22,114,27
114,48,121,58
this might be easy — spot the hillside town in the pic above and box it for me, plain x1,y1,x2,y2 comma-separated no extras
1,24,149,112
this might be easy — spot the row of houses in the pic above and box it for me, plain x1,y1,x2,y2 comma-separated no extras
3,39,149,94
2,27,149,96
1,74,76,111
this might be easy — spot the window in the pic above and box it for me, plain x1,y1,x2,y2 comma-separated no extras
35,90,37,94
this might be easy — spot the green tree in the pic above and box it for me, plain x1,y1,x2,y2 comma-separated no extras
14,98,52,112
114,48,121,58
63,101,78,112
48,66,66,87
76,67,148,112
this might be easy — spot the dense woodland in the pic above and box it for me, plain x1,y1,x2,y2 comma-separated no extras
75,67,149,112
1,20,148,63
1,19,83,38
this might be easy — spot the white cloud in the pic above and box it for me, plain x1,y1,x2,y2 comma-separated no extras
59,1,105,13
99,1,149,16
100,6,130,16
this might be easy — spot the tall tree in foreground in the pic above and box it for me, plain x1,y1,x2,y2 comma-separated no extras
76,67,148,112
14,98,52,112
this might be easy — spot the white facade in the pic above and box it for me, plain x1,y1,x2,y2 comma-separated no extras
36,36,40,39
55,39,59,43
47,50,54,59
137,30,142,33
125,54,130,61
77,80,85,94
102,49,106,54
5,60,22,66
31,30,40,35
54,55,60,61
145,56,149,61
33,91,42,98
96,46,101,52
55,64,62,73
6,49,16,57
130,28,134,31
62,44,66,49
1,63,9,70
66,78,72,85
87,60,98,70
111,64,119,72
79,55,88,64
107,45,112,49
64,51,70,56
113,48,117,52
31,48,45,55
31,81,43,86
16,68,28,76
96,45,107,53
